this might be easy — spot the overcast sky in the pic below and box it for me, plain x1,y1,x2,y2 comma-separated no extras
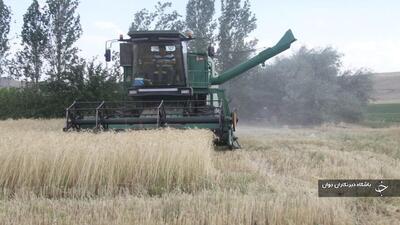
5,0,400,73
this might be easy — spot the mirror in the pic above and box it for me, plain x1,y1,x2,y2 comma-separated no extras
105,49,111,62
120,43,133,66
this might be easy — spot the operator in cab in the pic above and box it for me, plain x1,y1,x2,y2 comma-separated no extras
132,42,185,88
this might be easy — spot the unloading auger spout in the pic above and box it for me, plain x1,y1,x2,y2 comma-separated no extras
211,30,296,85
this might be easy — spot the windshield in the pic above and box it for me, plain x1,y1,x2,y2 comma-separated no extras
132,42,185,87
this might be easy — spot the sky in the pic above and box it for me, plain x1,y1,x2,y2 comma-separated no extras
5,0,400,73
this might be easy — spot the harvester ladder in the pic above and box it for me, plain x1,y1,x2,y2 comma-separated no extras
95,101,105,130
63,101,77,131
157,100,166,127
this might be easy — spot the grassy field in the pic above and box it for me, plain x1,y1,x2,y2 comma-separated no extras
365,72,400,126
366,103,400,124
1,120,400,224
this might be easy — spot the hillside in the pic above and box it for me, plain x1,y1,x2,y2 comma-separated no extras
371,72,400,103
0,77,24,88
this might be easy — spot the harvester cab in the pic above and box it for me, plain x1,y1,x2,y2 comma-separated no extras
64,29,296,149
118,31,191,98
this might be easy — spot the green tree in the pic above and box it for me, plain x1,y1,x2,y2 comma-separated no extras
185,0,216,52
217,0,257,71
237,46,373,124
85,59,123,101
46,0,82,81
279,47,342,124
217,0,257,112
0,0,11,75
15,0,49,83
129,1,185,32
335,69,373,122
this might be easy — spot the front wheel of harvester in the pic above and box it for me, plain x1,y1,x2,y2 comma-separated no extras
227,128,241,150
227,128,234,150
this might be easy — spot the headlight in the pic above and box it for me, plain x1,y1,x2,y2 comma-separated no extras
181,89,190,94
129,90,137,95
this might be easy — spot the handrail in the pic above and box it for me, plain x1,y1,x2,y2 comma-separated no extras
157,100,166,127
64,100,76,130
95,101,105,129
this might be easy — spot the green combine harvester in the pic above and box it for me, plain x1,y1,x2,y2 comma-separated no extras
63,29,296,148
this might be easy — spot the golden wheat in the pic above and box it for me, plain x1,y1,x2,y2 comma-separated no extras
0,120,214,197
1,120,400,225
0,191,352,225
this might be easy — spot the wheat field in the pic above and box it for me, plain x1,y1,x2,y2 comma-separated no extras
0,120,214,197
1,120,400,224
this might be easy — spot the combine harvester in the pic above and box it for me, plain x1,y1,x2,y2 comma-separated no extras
64,29,296,148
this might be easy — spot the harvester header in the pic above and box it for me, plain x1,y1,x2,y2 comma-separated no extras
64,28,296,148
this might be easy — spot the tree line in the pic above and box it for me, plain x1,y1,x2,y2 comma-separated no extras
0,0,373,124
0,0,123,119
